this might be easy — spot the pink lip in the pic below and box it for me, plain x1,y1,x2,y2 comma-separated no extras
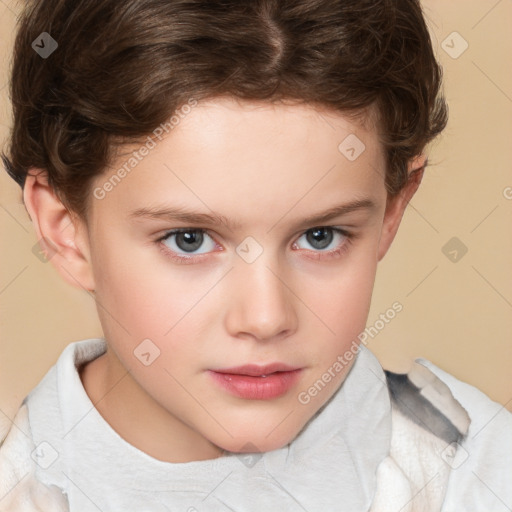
208,363,303,400
212,363,301,376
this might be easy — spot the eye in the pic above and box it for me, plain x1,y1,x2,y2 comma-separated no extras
293,227,351,259
156,226,353,264
158,229,218,258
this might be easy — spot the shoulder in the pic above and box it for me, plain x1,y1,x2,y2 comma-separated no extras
384,361,471,445
412,359,512,512
0,338,106,511
0,404,69,512
377,358,512,511
414,357,512,437
377,362,471,511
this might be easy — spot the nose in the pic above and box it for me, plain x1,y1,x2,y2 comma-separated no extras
224,258,298,342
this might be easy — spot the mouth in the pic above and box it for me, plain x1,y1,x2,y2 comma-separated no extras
208,363,303,400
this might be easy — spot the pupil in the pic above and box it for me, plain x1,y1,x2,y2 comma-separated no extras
307,228,332,250
176,230,203,252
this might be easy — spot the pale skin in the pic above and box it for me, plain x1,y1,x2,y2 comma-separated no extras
23,97,426,463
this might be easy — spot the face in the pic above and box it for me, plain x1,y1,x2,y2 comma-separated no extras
66,97,408,459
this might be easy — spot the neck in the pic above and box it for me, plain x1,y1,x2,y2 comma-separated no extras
79,347,225,463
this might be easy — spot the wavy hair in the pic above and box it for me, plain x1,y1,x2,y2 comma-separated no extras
2,0,447,219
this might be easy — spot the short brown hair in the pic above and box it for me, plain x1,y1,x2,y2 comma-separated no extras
2,0,448,219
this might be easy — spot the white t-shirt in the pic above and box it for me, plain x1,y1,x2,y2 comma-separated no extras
0,338,511,511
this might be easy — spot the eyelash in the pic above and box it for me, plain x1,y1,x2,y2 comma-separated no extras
155,227,355,265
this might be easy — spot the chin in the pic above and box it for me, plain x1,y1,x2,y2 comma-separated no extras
219,435,291,455
210,420,306,455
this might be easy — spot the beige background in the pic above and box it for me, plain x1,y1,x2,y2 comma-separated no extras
1,0,511,422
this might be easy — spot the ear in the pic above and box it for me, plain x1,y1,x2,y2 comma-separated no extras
377,155,427,261
23,169,96,292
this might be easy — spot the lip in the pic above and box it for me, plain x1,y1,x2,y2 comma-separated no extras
208,363,303,400
212,363,301,376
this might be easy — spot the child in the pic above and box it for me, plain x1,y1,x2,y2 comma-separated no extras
1,0,510,510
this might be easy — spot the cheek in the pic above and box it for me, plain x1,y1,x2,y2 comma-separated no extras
308,251,377,334
91,236,189,328
91,238,223,369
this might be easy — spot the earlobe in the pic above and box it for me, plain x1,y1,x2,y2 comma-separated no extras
23,169,96,292
377,155,427,261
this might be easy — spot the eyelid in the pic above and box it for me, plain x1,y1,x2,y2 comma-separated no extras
156,228,223,263
156,225,355,263
292,226,352,253
156,227,217,244
294,225,352,240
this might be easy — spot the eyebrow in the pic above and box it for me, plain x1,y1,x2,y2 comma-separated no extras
128,198,377,231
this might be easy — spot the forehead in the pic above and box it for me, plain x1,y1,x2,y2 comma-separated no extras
175,96,380,153
89,97,387,228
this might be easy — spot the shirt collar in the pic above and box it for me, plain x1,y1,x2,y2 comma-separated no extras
28,338,392,510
